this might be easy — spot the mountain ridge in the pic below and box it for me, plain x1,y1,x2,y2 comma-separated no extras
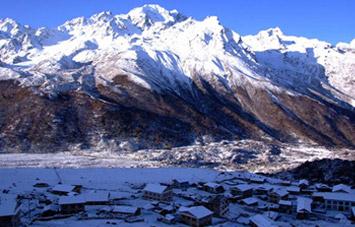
0,4,354,153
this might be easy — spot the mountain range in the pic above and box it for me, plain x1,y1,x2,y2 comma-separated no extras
0,4,354,153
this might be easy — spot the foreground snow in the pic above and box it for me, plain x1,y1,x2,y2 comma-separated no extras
1,168,354,226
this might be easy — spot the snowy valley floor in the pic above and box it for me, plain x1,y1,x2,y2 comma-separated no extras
0,140,354,173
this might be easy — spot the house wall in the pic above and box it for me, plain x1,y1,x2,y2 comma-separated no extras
231,188,252,197
205,199,229,217
61,204,85,214
143,190,172,201
296,212,309,219
0,214,20,227
279,204,292,214
324,199,355,212
180,213,212,227
268,193,287,203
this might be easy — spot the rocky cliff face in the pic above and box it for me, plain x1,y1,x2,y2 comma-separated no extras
0,5,354,153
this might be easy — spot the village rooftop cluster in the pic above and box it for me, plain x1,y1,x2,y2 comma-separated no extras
1,170,355,227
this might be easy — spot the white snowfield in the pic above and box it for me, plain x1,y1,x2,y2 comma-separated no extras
0,4,354,106
0,168,219,194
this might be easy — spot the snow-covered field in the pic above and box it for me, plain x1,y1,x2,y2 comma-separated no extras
1,168,354,226
0,168,219,194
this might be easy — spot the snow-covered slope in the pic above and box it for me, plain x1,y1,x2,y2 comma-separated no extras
0,4,354,153
243,28,355,105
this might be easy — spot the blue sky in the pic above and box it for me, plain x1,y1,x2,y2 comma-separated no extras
0,0,354,44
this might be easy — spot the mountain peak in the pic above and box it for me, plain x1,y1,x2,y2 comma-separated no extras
263,27,284,37
203,16,221,26
0,18,25,35
90,11,114,23
127,4,183,29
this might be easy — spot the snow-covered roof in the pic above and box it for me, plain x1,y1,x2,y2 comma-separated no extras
0,195,18,217
84,191,110,202
313,192,355,202
242,197,258,205
178,206,190,213
264,211,279,220
298,179,309,186
112,205,139,214
332,184,352,193
315,183,330,190
109,191,130,200
296,197,312,213
256,185,273,191
180,206,213,219
249,176,265,182
249,214,276,227
143,183,168,194
42,204,59,212
286,186,300,192
161,205,174,211
235,184,253,191
272,188,288,197
279,200,292,206
204,182,221,189
52,184,76,193
164,214,175,221
58,195,86,205
335,213,347,220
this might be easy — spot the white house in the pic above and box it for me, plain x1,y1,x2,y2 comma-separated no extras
0,195,20,227
278,200,292,213
58,195,86,214
179,206,213,227
268,188,288,203
143,183,172,201
231,184,253,197
202,182,224,194
296,197,312,219
84,191,110,205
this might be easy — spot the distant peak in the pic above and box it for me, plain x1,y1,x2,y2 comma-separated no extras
203,16,220,25
128,4,172,17
0,18,21,32
127,4,184,29
262,27,284,37
59,16,87,32
138,4,168,11
90,11,113,22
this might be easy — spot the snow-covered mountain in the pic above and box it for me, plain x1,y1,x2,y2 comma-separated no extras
0,4,354,153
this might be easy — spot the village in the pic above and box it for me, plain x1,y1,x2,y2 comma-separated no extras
0,168,355,227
